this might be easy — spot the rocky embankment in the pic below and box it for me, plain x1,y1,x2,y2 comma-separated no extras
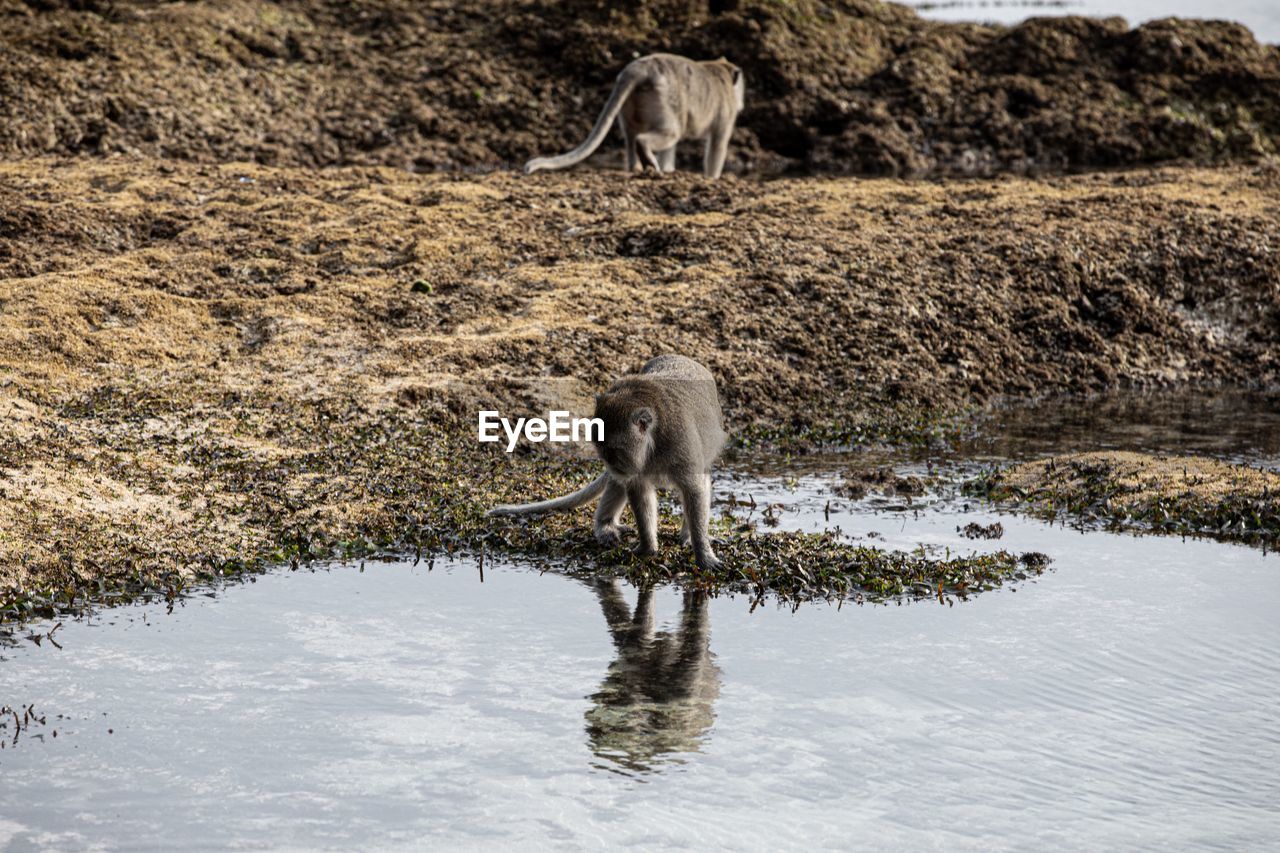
0,0,1277,175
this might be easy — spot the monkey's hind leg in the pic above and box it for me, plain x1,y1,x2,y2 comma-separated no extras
636,130,680,173
656,146,677,173
634,140,660,173
593,479,631,546
703,125,732,179
678,478,703,546
680,474,722,571
627,481,660,556
618,117,639,173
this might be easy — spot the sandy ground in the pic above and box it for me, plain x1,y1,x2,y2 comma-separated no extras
1001,451,1280,503
1,157,1277,610
984,451,1280,542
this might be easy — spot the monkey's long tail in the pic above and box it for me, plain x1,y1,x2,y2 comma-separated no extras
523,70,643,174
486,473,609,516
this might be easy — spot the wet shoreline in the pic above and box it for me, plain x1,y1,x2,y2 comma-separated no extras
2,491,1275,848
4,388,1277,626
1,159,1277,620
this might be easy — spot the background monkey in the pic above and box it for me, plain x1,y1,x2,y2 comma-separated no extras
487,355,727,570
524,54,745,179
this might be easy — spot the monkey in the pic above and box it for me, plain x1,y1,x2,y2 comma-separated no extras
487,355,726,570
523,54,745,180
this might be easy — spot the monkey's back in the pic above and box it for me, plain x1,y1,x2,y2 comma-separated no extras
637,355,725,466
639,354,713,382
621,54,738,139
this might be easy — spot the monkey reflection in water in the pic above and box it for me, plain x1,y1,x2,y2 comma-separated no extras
584,578,722,772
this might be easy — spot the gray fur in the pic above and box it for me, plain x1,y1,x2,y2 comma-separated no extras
524,54,745,179
486,474,608,517
486,355,727,570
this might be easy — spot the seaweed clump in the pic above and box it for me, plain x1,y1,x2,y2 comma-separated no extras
969,451,1280,546
0,401,1050,623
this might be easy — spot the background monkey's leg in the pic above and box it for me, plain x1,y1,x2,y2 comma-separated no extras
657,146,677,173
634,140,660,172
618,117,638,172
636,130,679,172
703,126,732,178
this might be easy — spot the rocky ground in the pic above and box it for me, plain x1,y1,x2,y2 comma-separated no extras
0,158,1277,616
2,0,1279,618
1,0,1277,175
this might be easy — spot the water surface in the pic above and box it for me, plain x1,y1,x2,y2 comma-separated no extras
912,0,1280,43
2,501,1277,849
2,391,1278,850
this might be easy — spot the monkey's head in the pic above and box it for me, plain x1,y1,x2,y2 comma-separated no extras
593,390,655,478
716,57,745,112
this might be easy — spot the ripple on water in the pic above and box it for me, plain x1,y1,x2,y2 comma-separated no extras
2,391,1279,848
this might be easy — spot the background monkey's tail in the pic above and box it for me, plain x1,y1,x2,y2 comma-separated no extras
486,473,609,516
523,69,642,174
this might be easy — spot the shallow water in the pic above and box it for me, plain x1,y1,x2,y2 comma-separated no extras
730,389,1280,486
911,0,1280,43
2,479,1278,849
965,389,1280,468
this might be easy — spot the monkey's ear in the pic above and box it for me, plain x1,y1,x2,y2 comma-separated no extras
631,407,654,433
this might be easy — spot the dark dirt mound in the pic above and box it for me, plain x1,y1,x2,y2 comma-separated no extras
1,0,1276,175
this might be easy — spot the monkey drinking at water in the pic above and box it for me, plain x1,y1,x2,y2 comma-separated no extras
487,355,726,570
524,54,745,179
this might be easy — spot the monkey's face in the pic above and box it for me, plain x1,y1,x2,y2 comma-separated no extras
593,393,654,478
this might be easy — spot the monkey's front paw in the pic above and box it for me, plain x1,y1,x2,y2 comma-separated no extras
632,543,659,557
697,554,724,572
595,525,631,547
